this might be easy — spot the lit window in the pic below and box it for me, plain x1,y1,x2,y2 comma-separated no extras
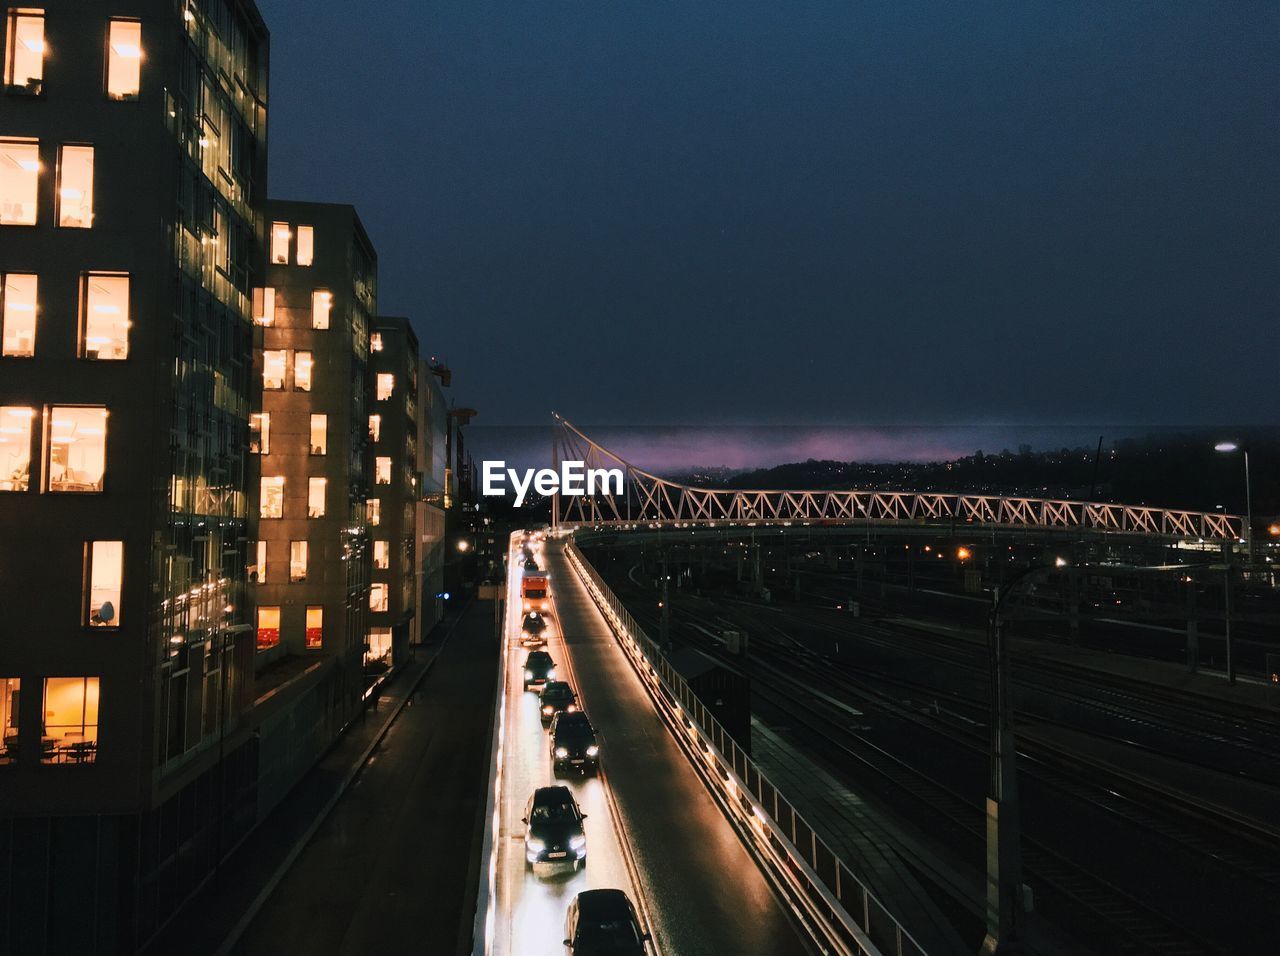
375,456,391,484
0,406,33,491
376,374,394,401
270,221,290,264
0,678,18,764
262,350,285,389
367,498,380,526
3,9,43,93
305,606,323,648
307,477,326,517
370,583,388,613
368,414,381,443
0,138,40,225
257,606,280,649
290,540,308,582
311,289,331,329
260,475,284,518
57,145,94,227
374,540,389,570
81,273,128,359
294,351,313,391
254,539,267,582
249,412,269,454
1,272,36,356
297,225,314,266
370,332,383,352
46,406,107,493
367,627,392,664
84,541,122,627
310,414,327,455
253,287,275,326
106,19,141,99
41,677,99,764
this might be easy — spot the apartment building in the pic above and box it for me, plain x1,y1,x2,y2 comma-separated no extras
414,358,449,643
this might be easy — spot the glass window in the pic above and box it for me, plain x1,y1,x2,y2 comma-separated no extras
370,583,388,613
46,406,107,492
253,539,267,583
307,477,325,517
256,607,280,649
368,414,381,443
0,138,39,225
290,540,308,582
294,351,313,391
249,412,269,454
297,226,314,266
253,287,275,326
81,272,128,359
270,221,290,264
375,456,391,485
3,9,43,93
305,606,323,648
376,374,394,401
262,350,285,389
106,19,141,99
260,475,283,518
311,289,331,329
374,540,389,570
370,332,383,353
1,272,36,356
57,145,93,227
367,627,392,664
41,677,99,763
366,498,380,526
0,406,32,491
1,678,18,764
310,414,327,455
84,541,122,627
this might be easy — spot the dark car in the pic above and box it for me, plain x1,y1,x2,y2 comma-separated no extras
523,650,556,691
524,557,540,572
550,711,599,774
539,681,577,726
563,889,648,955
520,611,548,647
523,785,587,871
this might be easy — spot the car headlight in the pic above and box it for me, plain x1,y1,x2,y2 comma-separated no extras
555,746,569,758
542,705,553,715
586,745,599,757
569,834,586,850
526,837,545,853
547,668,556,679
524,670,533,680
567,704,577,713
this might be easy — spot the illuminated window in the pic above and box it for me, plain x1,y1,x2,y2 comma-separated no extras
262,350,285,389
375,456,391,485
305,606,323,648
294,351,313,391
0,678,18,764
370,332,383,352
270,221,290,264
311,289,331,329
1,272,36,356
46,406,107,493
290,540,308,582
84,541,122,627
0,138,39,225
368,414,381,443
0,406,32,491
297,226,314,266
260,475,283,518
106,19,141,99
252,287,275,326
307,477,325,517
370,583,388,613
3,9,43,93
249,412,269,454
309,414,327,455
376,373,394,401
367,627,392,664
367,498,380,526
41,678,99,763
56,145,94,228
256,606,280,649
253,539,267,582
374,540,389,570
81,273,128,359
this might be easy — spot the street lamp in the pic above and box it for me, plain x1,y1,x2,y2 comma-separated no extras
1214,442,1253,562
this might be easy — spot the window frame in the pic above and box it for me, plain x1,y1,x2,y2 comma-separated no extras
0,272,37,357
83,540,123,629
79,271,129,360
43,405,108,494
0,137,41,226
56,144,94,229
0,404,34,491
3,9,44,95
104,18,142,101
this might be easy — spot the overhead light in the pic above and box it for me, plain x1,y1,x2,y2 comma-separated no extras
1214,442,1239,452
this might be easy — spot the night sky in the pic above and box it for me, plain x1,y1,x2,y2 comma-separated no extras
259,1,1277,433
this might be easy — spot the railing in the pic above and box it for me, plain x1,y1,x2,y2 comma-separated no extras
563,536,928,956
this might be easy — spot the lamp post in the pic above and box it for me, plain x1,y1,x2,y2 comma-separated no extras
1214,442,1252,563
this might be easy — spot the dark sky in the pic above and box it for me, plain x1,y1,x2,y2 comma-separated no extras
259,0,1278,428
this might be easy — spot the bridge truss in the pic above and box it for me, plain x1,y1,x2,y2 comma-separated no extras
550,416,1242,541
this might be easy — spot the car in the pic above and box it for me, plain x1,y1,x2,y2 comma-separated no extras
523,650,556,690
524,557,540,572
522,611,547,634
550,710,599,774
523,785,587,872
539,681,578,726
563,888,649,955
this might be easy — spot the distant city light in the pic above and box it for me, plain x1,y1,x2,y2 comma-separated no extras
956,546,972,561
1214,441,1239,453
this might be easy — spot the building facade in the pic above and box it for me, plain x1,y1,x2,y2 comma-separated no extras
414,358,449,643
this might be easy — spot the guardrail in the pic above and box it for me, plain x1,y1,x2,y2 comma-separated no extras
563,536,928,956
